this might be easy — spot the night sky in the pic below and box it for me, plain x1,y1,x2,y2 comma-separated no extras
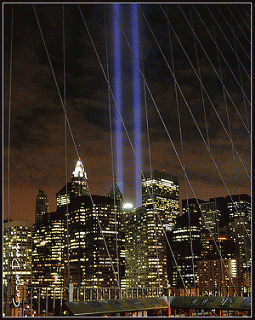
3,3,251,223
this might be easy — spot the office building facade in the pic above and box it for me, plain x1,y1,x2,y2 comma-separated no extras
141,170,179,289
169,198,204,290
4,220,33,315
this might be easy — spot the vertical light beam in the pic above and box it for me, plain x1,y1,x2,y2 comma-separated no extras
113,4,123,193
132,4,142,207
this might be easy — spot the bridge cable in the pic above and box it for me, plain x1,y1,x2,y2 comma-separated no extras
216,5,251,60
188,7,202,295
6,4,14,316
142,5,251,241
34,5,120,288
234,4,251,31
140,25,161,290
206,5,251,73
167,5,197,294
158,5,251,181
212,26,227,297
173,5,252,137
190,5,251,109
104,5,121,294
115,4,241,294
80,3,187,292
228,25,251,290
214,26,251,242
63,4,70,285
226,5,251,44
231,20,250,133
139,6,245,295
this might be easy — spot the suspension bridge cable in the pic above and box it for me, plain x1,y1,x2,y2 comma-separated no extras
143,5,251,242
216,5,251,60
174,5,252,129
226,5,251,44
34,4,120,288
81,3,242,294
131,6,245,294
140,30,161,290
216,24,251,279
158,5,251,179
234,4,251,31
188,8,203,295
232,21,250,133
181,5,252,125
33,6,80,161
122,4,242,294
213,27,251,241
168,5,197,294
6,5,14,316
190,5,251,108
63,5,70,284
103,5,121,293
112,4,223,294
241,5,251,24
79,3,187,291
210,27,227,296
232,29,251,274
206,5,251,74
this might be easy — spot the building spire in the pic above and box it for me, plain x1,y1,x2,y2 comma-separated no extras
71,158,89,197
72,158,87,179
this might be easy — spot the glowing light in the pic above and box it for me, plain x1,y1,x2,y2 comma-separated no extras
123,203,133,209
113,4,123,193
132,4,142,207
72,159,87,178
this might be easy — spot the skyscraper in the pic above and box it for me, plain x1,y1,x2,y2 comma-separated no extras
142,170,179,231
56,158,89,208
227,194,251,289
35,189,49,225
200,201,221,236
169,199,203,291
63,194,122,292
125,206,150,288
4,220,33,315
141,170,179,289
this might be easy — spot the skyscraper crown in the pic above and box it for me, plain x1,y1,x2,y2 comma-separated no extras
72,158,87,179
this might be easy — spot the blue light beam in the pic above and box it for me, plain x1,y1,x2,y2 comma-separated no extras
113,4,123,193
132,4,142,207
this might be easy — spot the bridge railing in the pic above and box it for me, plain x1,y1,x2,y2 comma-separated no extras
3,285,250,317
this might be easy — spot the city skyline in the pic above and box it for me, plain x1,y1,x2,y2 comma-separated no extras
3,4,251,222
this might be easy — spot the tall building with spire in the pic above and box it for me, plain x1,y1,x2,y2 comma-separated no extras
56,158,89,208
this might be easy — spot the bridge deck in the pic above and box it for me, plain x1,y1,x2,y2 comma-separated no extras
65,296,251,316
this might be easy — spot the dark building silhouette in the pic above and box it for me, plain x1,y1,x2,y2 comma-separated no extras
35,189,49,225
169,198,204,290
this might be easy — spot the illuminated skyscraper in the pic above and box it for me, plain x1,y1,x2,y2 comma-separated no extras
142,170,179,231
169,199,203,290
63,194,122,292
141,170,179,289
56,158,89,208
227,194,251,279
35,189,49,225
4,220,33,315
200,201,222,236
125,206,153,288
